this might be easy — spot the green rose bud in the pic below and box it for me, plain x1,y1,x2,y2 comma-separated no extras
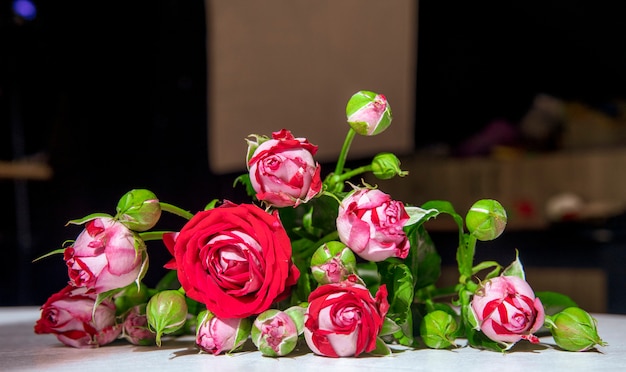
146,290,188,346
310,241,357,284
546,307,607,351
419,310,459,349
284,304,308,335
465,199,507,241
251,309,299,357
116,189,162,231
346,90,392,136
371,152,408,180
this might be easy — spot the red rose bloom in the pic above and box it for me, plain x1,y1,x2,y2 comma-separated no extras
164,202,300,318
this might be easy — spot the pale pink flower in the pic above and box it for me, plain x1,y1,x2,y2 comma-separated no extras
34,285,121,348
336,188,410,262
247,129,322,207
470,275,545,347
64,217,147,293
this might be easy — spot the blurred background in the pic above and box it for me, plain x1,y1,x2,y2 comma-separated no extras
2,1,626,313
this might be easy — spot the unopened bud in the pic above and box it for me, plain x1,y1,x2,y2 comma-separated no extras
310,241,357,284
251,309,299,357
121,304,157,346
195,310,251,355
146,290,188,346
546,307,607,351
371,152,408,180
116,189,162,231
465,199,507,241
346,90,392,136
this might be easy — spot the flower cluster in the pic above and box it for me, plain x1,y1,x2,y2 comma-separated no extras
34,90,606,356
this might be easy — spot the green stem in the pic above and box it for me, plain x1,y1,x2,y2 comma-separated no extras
160,202,194,220
334,128,357,177
139,230,170,242
333,165,373,184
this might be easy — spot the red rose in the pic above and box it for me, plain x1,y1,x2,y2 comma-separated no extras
164,202,300,318
34,285,121,348
304,276,389,357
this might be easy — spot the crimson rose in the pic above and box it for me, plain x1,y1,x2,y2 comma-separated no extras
164,202,300,318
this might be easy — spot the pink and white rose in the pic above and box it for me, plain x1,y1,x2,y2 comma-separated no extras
336,188,410,262
34,285,121,348
346,90,392,136
196,310,251,355
247,129,322,207
304,276,389,357
470,275,545,347
64,217,147,293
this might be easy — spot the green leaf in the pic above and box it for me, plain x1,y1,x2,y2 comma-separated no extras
536,291,579,316
380,317,402,337
233,173,256,198
66,212,112,226
378,260,414,346
405,224,441,290
501,250,526,280
369,337,392,356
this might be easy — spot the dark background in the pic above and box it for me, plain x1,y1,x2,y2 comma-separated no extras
2,1,626,306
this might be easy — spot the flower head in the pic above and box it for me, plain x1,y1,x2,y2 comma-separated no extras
64,217,147,293
247,129,322,207
470,275,545,348
163,202,300,318
336,187,410,262
251,309,300,357
304,276,389,357
146,290,188,346
34,285,121,348
346,90,392,136
195,310,251,355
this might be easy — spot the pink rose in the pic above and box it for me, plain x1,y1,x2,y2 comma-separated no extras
196,311,251,355
163,202,300,318
346,90,392,136
247,129,322,207
336,188,410,262
64,217,147,293
304,276,389,357
470,275,545,346
34,285,121,348
121,304,156,346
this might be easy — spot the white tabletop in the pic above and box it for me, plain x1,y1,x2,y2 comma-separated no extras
2,307,626,372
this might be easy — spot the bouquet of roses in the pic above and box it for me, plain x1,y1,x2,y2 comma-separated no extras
34,90,606,356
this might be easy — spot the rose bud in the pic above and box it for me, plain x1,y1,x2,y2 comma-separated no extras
146,290,188,346
64,217,148,294
304,276,390,357
251,309,300,357
546,307,607,351
470,275,545,349
310,241,357,284
346,90,392,136
195,310,251,355
34,285,121,348
419,310,459,349
115,189,162,232
121,304,157,346
371,152,408,180
465,199,507,241
246,129,322,208
336,188,410,262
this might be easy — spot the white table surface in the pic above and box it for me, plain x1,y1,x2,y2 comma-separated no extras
2,306,625,372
